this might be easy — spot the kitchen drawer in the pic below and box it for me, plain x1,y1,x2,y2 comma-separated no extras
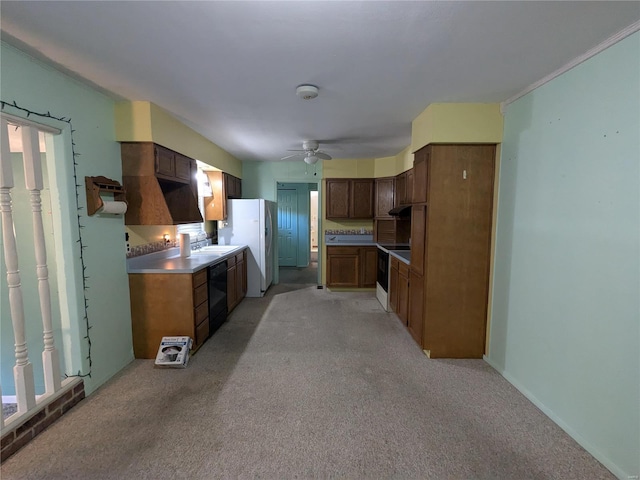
193,268,207,288
391,256,399,270
235,251,244,264
195,301,208,325
227,255,236,267
327,246,360,255
193,283,208,308
195,318,209,346
398,261,410,277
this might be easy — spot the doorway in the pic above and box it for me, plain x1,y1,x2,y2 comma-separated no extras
277,182,319,285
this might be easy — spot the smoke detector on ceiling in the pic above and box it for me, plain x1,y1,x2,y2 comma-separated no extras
296,84,319,100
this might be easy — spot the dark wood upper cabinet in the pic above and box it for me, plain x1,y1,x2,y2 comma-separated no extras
375,177,395,218
326,178,374,219
154,145,175,179
121,142,202,225
326,179,351,219
350,179,374,218
412,146,429,204
225,174,242,199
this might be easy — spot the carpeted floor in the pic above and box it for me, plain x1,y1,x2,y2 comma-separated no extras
278,262,318,285
0,283,613,479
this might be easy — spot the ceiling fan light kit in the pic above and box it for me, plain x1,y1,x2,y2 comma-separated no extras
296,84,319,100
304,155,319,165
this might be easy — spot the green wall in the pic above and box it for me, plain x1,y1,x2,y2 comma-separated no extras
0,42,134,395
488,32,639,478
242,160,323,201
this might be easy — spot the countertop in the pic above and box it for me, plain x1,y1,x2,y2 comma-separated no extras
389,250,410,264
324,234,375,247
127,245,247,274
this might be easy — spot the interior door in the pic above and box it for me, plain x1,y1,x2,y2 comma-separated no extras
277,188,297,267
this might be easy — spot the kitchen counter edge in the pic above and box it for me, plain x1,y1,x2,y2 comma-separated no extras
127,246,247,274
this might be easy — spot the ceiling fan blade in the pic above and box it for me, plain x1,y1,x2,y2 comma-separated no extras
316,152,332,160
286,149,306,152
280,152,305,160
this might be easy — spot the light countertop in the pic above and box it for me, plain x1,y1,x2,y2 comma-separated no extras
127,245,247,274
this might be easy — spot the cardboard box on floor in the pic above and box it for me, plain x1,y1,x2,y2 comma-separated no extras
154,336,192,368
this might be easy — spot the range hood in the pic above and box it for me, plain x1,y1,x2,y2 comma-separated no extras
122,176,203,225
388,205,412,217
121,142,203,225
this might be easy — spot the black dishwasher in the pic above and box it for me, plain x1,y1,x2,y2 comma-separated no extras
208,261,228,336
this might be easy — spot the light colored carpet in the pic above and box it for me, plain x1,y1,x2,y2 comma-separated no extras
1,285,613,479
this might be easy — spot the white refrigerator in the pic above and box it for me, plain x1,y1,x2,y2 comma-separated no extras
218,199,276,297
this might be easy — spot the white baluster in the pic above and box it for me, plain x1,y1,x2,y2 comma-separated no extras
1,119,36,413
22,126,61,394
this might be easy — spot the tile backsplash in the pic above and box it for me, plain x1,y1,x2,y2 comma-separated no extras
324,229,373,235
127,240,177,258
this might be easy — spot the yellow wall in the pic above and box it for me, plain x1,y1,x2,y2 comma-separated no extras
114,101,153,141
114,101,243,177
411,103,503,152
323,158,376,178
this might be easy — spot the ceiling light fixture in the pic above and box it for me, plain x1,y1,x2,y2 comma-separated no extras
304,155,319,165
296,84,319,100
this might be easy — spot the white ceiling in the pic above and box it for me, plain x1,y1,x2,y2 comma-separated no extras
1,1,639,163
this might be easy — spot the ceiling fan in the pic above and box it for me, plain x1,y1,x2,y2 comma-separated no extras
281,140,332,164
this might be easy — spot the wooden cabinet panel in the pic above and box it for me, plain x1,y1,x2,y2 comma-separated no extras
397,262,410,326
129,269,212,359
326,178,374,219
410,204,427,276
326,179,351,219
326,246,360,287
413,147,428,204
227,248,247,313
195,320,209,347
193,283,208,307
375,219,396,244
327,246,377,288
406,169,415,204
241,250,247,297
174,154,192,182
235,257,244,303
360,247,378,288
227,263,237,312
408,270,424,347
204,171,227,221
350,179,374,218
154,145,175,179
389,257,399,314
394,173,406,208
375,177,395,218
225,174,242,199
422,144,496,358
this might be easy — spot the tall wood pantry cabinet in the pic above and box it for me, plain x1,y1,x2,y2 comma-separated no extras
409,143,496,358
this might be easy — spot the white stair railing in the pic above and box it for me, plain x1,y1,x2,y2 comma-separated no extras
21,125,62,395
0,118,37,414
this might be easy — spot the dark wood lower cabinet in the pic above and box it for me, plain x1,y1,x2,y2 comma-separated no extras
389,256,410,326
227,249,247,313
128,269,209,359
326,246,377,288
407,269,424,346
398,262,410,326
